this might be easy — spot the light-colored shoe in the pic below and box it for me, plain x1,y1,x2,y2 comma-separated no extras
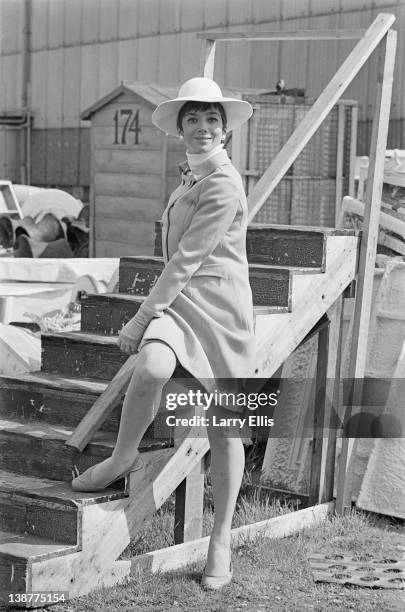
71,456,143,492
201,559,233,590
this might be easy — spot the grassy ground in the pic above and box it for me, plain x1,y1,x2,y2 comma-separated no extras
42,491,404,612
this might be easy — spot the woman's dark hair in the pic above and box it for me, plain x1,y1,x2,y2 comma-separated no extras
177,101,227,133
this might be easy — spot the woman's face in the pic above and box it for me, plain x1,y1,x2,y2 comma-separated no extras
180,107,224,154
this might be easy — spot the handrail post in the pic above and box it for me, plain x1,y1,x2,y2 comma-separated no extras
335,29,397,514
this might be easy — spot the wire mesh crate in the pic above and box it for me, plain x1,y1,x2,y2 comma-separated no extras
237,95,357,227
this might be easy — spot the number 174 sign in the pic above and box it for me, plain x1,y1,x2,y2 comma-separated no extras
113,108,141,145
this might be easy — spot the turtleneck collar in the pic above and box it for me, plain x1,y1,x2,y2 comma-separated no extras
186,144,224,175
179,147,230,184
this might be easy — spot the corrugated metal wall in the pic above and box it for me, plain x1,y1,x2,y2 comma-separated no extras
0,0,404,189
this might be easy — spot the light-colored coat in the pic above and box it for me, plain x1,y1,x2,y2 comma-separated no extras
139,149,256,403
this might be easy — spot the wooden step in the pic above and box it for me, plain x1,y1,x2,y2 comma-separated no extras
118,256,295,306
246,224,354,267
41,331,126,380
0,529,78,603
0,417,169,482
0,371,172,440
80,289,288,335
0,469,132,546
154,220,357,266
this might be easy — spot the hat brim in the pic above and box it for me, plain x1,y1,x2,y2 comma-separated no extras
152,96,253,136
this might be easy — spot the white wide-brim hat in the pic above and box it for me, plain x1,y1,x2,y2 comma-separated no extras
152,77,253,136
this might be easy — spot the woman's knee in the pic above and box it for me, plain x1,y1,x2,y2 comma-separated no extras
133,342,177,389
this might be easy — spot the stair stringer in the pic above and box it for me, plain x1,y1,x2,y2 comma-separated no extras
25,431,209,600
254,234,359,379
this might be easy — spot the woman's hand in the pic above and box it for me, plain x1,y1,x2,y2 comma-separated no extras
117,310,152,355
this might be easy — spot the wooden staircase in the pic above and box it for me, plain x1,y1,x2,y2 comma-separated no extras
0,223,359,606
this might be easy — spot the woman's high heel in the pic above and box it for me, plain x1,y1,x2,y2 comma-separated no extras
201,559,233,590
71,456,143,492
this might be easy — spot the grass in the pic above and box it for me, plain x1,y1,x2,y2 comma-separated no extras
44,489,404,612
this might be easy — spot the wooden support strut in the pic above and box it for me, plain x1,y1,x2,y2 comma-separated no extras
335,29,397,514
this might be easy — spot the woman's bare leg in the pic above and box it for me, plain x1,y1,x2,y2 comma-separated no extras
205,405,245,576
76,341,177,487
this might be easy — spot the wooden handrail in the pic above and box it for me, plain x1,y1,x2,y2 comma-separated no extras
245,13,395,223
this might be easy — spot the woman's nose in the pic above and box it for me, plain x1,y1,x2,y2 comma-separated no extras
197,120,209,131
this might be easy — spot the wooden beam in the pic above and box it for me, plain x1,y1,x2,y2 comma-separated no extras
348,105,359,197
247,13,396,222
335,104,346,226
197,30,365,41
335,29,397,514
309,323,330,505
65,354,137,451
322,296,345,503
174,460,205,544
112,502,334,576
342,195,405,238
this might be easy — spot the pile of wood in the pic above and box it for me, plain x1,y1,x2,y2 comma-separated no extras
0,205,89,258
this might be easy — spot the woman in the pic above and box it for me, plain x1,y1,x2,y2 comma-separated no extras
72,77,256,589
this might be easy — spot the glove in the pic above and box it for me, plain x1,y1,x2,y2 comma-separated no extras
117,308,153,355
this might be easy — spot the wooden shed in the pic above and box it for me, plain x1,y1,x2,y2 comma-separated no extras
81,81,187,257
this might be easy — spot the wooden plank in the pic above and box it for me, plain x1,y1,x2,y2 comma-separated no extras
309,323,329,506
335,29,397,515
246,226,326,268
41,333,127,380
348,106,359,197
95,240,154,258
0,493,77,544
95,219,155,246
96,195,163,223
246,14,396,222
378,231,405,256
321,296,344,503
94,149,162,175
65,354,137,451
94,173,162,199
113,502,334,575
335,104,346,226
197,30,365,41
174,460,204,544
342,195,405,239
0,419,116,481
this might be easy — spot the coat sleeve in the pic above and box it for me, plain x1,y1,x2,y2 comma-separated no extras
138,169,240,319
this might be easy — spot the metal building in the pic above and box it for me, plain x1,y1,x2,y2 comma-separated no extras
0,0,404,194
